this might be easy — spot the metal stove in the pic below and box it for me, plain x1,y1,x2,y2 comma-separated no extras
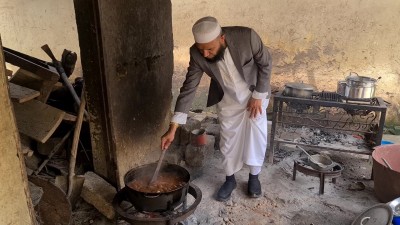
268,91,388,163
113,184,202,225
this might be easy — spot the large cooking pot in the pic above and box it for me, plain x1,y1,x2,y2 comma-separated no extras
283,82,315,98
340,72,380,99
372,144,400,203
123,162,190,212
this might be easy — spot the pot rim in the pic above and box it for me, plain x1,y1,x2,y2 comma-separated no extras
284,82,315,91
346,75,377,81
345,75,378,87
124,162,191,194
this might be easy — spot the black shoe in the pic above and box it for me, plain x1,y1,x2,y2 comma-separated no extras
216,175,237,202
248,173,262,198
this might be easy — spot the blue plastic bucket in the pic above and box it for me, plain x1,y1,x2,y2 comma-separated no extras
381,140,394,145
393,216,400,225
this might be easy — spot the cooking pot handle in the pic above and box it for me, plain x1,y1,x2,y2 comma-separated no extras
143,193,161,198
349,71,359,77
383,99,391,106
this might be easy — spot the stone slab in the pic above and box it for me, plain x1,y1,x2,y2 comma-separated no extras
81,171,116,220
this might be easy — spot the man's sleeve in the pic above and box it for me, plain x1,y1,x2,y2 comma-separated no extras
252,90,268,99
173,48,204,124
250,28,272,97
171,112,188,124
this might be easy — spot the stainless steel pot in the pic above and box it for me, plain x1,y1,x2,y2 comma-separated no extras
283,82,315,98
343,73,380,99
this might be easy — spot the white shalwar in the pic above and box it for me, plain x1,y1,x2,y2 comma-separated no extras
216,48,269,176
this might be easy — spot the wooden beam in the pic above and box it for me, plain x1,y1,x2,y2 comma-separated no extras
0,35,38,225
74,0,117,184
13,99,65,143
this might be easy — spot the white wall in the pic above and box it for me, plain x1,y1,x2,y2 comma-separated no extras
171,0,400,124
0,0,81,79
1,0,399,123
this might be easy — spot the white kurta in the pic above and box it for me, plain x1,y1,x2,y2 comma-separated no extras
216,48,269,176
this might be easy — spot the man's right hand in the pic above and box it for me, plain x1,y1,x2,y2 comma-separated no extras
161,122,179,150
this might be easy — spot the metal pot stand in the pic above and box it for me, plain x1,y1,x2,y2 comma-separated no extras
113,183,202,225
292,157,343,195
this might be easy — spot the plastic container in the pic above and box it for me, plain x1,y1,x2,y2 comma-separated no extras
381,140,394,145
393,216,400,225
190,129,207,146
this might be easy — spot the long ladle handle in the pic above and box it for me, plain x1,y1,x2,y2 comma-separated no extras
149,150,167,185
296,145,312,158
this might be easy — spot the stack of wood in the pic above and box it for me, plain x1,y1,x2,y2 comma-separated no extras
8,68,80,176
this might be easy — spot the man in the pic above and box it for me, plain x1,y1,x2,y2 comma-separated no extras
161,16,272,201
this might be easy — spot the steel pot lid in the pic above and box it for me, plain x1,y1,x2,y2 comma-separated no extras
351,203,393,225
345,73,380,87
284,82,315,90
346,74,377,82
389,197,400,216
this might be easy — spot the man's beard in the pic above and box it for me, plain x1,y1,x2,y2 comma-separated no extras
206,44,226,63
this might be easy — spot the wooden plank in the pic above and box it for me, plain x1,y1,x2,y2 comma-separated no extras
63,112,77,122
13,99,65,143
10,68,43,90
5,68,12,77
10,68,58,103
9,82,40,103
63,112,89,123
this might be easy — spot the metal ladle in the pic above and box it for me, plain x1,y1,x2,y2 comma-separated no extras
148,149,167,186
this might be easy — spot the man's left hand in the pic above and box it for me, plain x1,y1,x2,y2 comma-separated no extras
247,97,262,118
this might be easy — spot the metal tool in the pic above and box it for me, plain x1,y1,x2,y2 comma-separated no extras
34,129,73,175
148,150,167,185
41,44,88,118
296,145,318,163
296,145,333,170
54,84,86,207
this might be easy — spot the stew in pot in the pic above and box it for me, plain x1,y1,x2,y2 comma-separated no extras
127,171,186,194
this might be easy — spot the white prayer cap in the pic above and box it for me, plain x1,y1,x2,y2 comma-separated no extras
192,16,222,44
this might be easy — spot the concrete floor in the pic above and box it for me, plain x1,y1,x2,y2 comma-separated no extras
72,131,400,225
185,133,399,225
381,134,400,145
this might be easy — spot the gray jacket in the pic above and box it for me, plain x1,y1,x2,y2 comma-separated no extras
175,26,272,113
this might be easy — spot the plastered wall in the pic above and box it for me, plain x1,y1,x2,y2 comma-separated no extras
0,0,399,124
171,0,400,124
0,0,81,78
